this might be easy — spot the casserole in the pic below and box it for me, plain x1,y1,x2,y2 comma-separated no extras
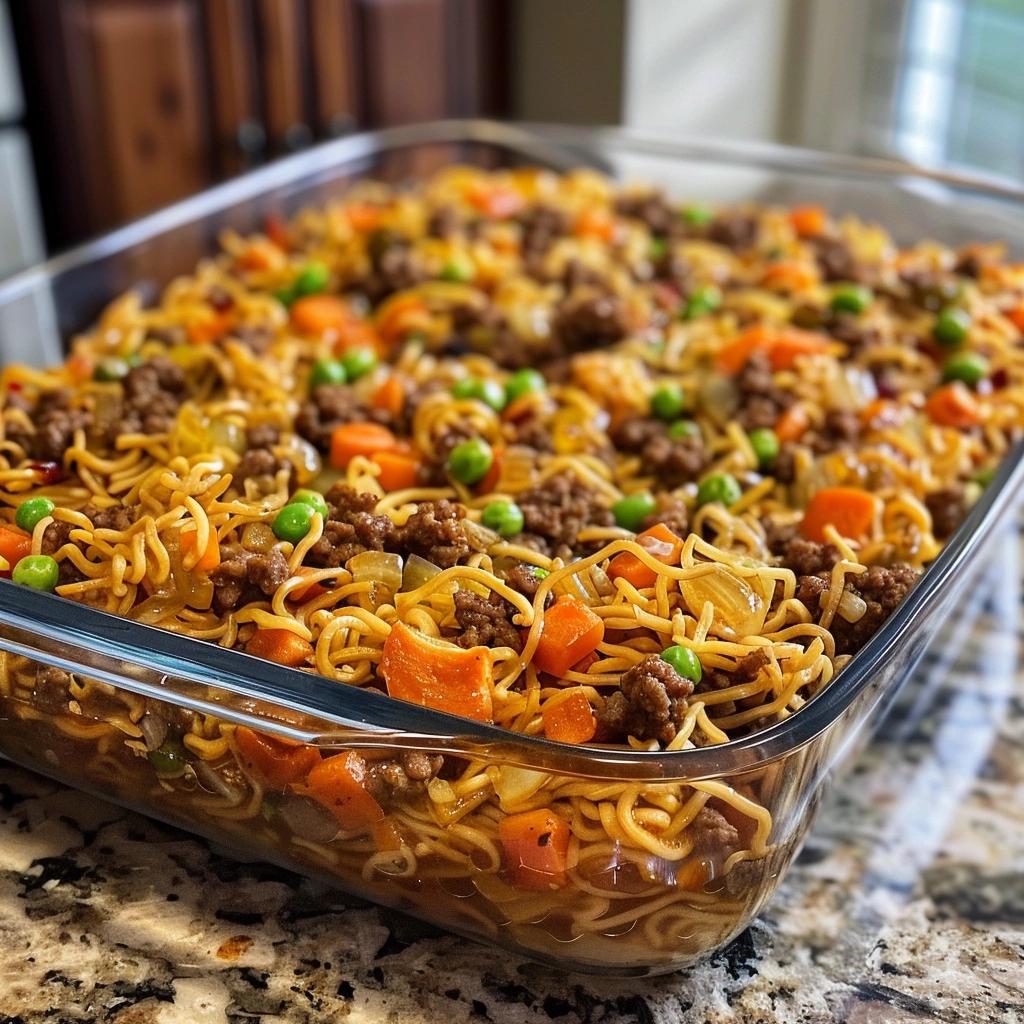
0,121,1022,975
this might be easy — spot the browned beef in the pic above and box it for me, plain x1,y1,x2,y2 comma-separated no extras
735,351,795,431
514,471,614,554
641,494,690,538
246,423,280,449
83,503,135,532
235,447,288,482
357,228,426,302
553,293,629,353
295,385,389,451
211,546,289,614
452,590,523,652
691,806,741,856
306,486,396,568
519,204,569,271
32,665,73,714
613,191,676,236
809,409,861,454
811,236,864,283
925,484,967,539
120,357,187,435
777,536,841,576
361,750,444,804
393,499,471,568
503,563,546,602
796,563,920,656
12,389,93,462
596,654,694,744
707,212,758,251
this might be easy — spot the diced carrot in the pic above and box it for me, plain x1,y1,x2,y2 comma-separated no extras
790,204,827,238
334,319,383,356
346,202,382,233
925,382,982,429
371,375,406,418
860,398,902,429
675,857,710,892
533,596,605,678
375,294,430,348
234,726,321,789
246,628,314,667
264,214,289,249
1005,304,1024,334
607,523,684,590
372,447,421,491
800,486,880,544
760,261,819,292
774,403,810,443
499,809,571,890
237,238,285,271
180,526,221,572
187,311,234,344
370,816,405,852
329,421,399,469
765,330,833,371
542,690,597,744
467,181,524,219
716,326,832,375
290,295,353,337
289,567,328,603
477,445,504,494
574,209,615,241
66,352,95,383
299,751,385,831
0,524,31,578
380,622,494,722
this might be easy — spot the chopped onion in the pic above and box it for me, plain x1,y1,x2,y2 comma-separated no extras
137,713,168,752
401,553,443,591
288,435,322,478
242,522,276,553
348,550,403,593
836,589,867,623
208,419,246,453
680,567,766,637
463,519,500,551
274,794,340,843
194,758,245,802
427,778,457,804
493,766,547,810
588,563,616,597
698,373,738,425
310,467,343,494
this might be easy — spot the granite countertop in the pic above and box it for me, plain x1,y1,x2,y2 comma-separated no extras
1,538,1022,1023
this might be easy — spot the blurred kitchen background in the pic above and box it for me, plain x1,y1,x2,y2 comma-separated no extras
0,0,1019,277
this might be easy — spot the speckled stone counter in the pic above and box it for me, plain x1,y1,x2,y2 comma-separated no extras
1,536,1022,1023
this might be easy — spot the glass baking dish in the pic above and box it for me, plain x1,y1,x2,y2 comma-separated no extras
0,121,1022,976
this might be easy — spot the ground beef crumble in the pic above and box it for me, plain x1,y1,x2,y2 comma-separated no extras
295,385,390,451
553,292,629,353
359,751,444,805
795,563,920,656
597,654,694,744
925,484,967,539
514,471,614,555
307,486,396,568
452,590,523,652
211,546,289,614
735,351,795,431
393,498,471,568
119,357,187,436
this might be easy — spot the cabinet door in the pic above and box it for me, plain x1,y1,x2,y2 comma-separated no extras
307,0,361,137
81,0,212,223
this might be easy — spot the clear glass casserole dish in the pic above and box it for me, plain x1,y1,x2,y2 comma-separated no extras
0,121,1022,976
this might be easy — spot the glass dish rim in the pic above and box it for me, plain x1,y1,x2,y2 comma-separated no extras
0,118,1021,782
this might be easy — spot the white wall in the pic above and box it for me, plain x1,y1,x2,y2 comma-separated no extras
621,0,797,141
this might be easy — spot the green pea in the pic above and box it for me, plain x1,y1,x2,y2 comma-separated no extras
830,284,873,315
505,368,546,404
668,419,701,440
681,203,714,227
15,497,55,532
447,438,493,486
290,489,329,520
696,473,742,508
272,502,315,543
934,307,971,347
439,256,474,283
11,554,59,592
660,644,703,683
748,427,780,468
340,347,378,380
451,377,505,411
683,285,722,320
93,357,130,382
942,351,989,386
531,566,550,579
973,465,996,487
649,237,668,261
309,358,347,388
295,261,330,296
148,740,187,777
651,384,686,421
612,492,657,532
275,286,297,308
481,500,525,537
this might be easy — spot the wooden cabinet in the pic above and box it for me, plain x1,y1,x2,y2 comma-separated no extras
11,0,508,249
